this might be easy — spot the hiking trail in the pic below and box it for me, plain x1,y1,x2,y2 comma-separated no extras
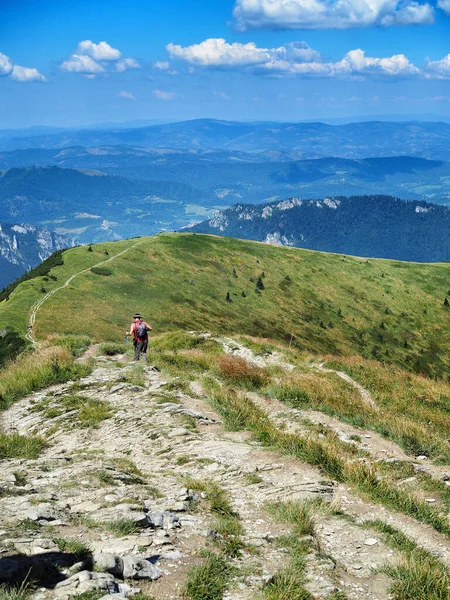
26,241,143,345
1,335,450,599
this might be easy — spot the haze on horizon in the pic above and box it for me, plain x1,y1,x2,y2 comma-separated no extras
1,0,450,128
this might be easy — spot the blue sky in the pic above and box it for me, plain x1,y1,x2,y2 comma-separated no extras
1,0,450,127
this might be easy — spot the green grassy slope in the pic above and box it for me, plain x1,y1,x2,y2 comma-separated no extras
2,232,450,377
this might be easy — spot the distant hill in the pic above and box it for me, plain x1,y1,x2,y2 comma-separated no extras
3,232,450,378
2,119,450,160
0,222,67,289
189,195,450,263
0,166,215,245
1,152,449,204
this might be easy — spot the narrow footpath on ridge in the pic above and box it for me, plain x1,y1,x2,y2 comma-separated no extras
25,241,143,346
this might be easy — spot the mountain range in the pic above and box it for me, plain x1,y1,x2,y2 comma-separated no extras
3,118,450,287
2,119,450,161
1,154,450,208
0,166,214,246
189,194,450,263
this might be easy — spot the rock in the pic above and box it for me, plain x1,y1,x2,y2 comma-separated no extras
94,553,123,577
6,474,16,483
161,550,184,560
137,535,153,547
118,583,142,596
425,498,436,503
147,511,164,528
54,571,118,595
364,538,378,546
25,502,56,522
93,505,149,527
110,384,127,394
168,428,191,438
122,556,162,580
171,501,187,512
416,455,428,461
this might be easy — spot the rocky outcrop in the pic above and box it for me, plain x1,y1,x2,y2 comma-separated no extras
0,222,67,288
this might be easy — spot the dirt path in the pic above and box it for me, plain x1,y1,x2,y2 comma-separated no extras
0,355,395,599
2,337,450,599
26,241,143,345
314,363,378,409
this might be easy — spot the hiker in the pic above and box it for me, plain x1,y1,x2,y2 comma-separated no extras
126,313,152,362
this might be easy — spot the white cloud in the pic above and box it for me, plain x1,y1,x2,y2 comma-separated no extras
77,40,121,61
153,61,171,70
214,91,231,99
152,89,177,100
167,39,419,79
10,65,47,82
425,54,450,79
0,52,46,82
60,54,105,73
167,38,320,68
233,0,434,30
0,52,13,76
438,0,450,13
424,95,450,101
117,90,136,99
115,57,141,72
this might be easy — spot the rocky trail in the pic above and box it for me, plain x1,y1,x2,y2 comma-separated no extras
1,337,450,599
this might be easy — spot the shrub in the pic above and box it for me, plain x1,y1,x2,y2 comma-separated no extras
215,355,268,389
0,330,29,368
0,433,47,459
51,335,92,358
97,343,127,356
184,553,233,600
90,267,112,276
0,346,91,410
256,276,265,291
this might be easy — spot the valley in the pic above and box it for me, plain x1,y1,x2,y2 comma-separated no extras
3,119,450,290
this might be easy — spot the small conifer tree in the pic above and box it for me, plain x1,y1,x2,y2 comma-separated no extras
445,297,449,307
256,276,265,291
232,268,238,278
319,321,326,329
226,291,232,303
88,245,93,252
337,308,342,317
241,291,246,297
104,249,109,256
380,321,386,329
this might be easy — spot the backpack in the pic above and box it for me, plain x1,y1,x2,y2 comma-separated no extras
134,322,148,340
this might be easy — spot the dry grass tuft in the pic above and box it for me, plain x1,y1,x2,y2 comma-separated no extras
0,346,91,410
215,355,268,389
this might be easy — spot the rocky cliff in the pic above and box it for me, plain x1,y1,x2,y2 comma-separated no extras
0,222,67,289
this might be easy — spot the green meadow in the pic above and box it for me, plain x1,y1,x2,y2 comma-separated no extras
2,232,450,377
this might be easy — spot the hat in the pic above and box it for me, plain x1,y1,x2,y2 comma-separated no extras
133,313,141,319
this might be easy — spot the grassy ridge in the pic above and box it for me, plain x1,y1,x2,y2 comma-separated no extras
2,233,450,376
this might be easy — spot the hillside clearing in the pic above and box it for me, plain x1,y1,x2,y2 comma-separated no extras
2,233,450,378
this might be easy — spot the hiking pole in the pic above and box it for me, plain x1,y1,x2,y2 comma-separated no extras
125,335,129,355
